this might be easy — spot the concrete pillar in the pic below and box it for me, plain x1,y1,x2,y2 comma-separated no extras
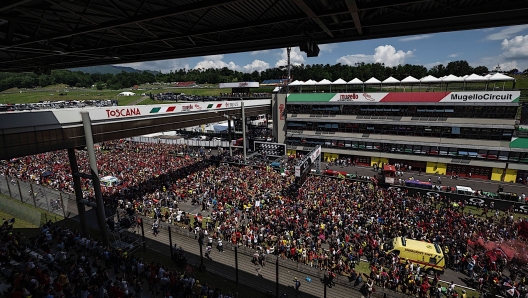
67,148,89,237
81,112,109,246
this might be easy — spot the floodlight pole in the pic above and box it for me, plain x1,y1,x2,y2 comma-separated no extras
286,47,291,94
241,101,247,163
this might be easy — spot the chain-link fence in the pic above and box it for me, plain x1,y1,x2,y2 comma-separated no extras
0,176,69,218
0,195,41,227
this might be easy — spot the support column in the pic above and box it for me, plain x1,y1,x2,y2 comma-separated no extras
241,101,247,162
227,118,233,157
68,148,89,237
81,111,109,246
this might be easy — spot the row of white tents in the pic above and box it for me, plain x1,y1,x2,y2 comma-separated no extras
288,73,515,86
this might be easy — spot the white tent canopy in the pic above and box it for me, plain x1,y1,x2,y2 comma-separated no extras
464,73,487,82
364,77,381,84
118,91,136,96
401,76,420,83
289,80,303,86
332,78,347,85
420,75,441,83
302,79,317,85
348,78,363,84
382,76,400,84
442,74,464,82
317,79,332,85
488,73,515,81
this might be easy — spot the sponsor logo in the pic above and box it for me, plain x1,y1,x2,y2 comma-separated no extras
338,94,359,101
466,198,486,207
426,192,440,198
450,93,513,101
225,102,239,108
363,93,376,101
181,104,193,111
238,82,249,87
106,108,141,118
279,104,285,120
513,205,528,214
194,104,202,110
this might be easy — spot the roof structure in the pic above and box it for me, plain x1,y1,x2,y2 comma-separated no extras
289,74,515,86
464,73,487,82
348,78,363,84
489,73,515,81
364,77,381,84
332,78,347,85
317,79,332,85
420,75,441,83
401,76,420,83
442,74,464,82
0,0,527,73
382,76,400,84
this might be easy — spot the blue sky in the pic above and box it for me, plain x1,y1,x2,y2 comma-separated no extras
119,25,528,74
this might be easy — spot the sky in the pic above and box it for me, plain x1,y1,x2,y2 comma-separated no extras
119,25,528,74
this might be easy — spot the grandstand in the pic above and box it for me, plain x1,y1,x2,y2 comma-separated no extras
261,79,288,86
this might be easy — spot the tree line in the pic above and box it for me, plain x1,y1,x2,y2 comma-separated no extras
0,60,525,92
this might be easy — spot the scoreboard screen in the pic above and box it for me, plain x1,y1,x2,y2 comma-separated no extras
254,141,286,157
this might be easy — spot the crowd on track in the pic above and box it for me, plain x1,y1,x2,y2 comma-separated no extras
2,140,528,298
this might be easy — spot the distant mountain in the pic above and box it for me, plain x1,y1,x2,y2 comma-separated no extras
68,65,159,75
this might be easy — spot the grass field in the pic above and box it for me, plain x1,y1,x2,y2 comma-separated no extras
0,210,37,228
0,193,64,226
1,76,525,105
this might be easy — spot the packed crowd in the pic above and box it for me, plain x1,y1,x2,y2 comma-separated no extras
2,140,528,298
0,219,238,298
1,141,210,204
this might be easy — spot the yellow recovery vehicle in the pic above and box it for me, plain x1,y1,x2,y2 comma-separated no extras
382,236,445,274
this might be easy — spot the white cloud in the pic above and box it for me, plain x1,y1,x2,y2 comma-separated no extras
194,54,240,71
203,54,224,61
336,45,413,67
448,53,459,58
319,43,338,52
499,61,519,71
337,54,371,66
117,58,190,73
194,60,239,71
275,47,305,68
372,45,413,66
399,34,432,42
486,25,528,40
501,35,528,59
250,50,270,55
242,60,270,72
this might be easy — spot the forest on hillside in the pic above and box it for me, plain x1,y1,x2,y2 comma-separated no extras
0,60,525,92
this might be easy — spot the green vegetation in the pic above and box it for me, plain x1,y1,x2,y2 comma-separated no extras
1,60,526,96
0,209,37,228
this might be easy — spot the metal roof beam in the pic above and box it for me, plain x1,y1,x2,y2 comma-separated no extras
345,0,362,35
0,0,32,12
0,0,247,49
291,0,334,38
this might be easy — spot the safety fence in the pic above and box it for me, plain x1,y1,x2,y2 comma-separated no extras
0,175,70,219
126,136,231,148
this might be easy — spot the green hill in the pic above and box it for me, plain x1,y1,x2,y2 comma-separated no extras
68,65,159,75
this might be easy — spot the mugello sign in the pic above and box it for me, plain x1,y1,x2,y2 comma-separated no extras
318,91,520,103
